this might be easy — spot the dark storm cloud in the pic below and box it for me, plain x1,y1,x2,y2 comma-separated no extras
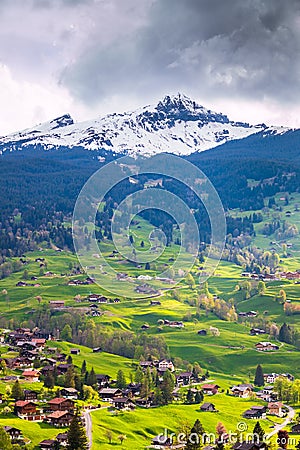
60,0,300,107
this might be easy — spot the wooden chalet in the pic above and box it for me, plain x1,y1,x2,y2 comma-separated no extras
3,426,22,441
60,388,78,399
99,388,122,401
231,384,253,398
39,440,57,450
112,397,135,410
22,369,40,382
268,401,283,417
96,374,111,387
24,389,38,401
200,402,216,412
46,410,74,427
243,406,267,419
14,400,37,417
48,398,75,412
201,384,219,395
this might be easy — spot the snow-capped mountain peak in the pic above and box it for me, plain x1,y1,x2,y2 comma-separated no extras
0,94,293,156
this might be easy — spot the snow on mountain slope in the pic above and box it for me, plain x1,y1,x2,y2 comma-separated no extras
0,94,293,156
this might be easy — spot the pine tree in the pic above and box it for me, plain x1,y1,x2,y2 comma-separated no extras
141,368,152,399
74,375,83,393
12,380,24,400
253,421,265,442
44,373,55,389
186,419,205,450
161,370,174,405
254,364,264,386
279,323,293,344
186,389,194,404
65,366,75,388
194,390,203,403
81,360,87,376
67,414,88,450
134,366,144,384
192,363,202,381
116,370,127,389
87,367,97,387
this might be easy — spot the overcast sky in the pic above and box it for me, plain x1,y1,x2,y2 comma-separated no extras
0,0,299,134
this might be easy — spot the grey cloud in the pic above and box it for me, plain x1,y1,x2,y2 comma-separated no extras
0,0,299,124
59,0,300,108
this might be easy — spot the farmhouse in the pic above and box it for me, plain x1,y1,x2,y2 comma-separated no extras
263,373,294,383
57,364,72,374
201,384,219,395
56,433,68,446
22,370,40,382
255,342,279,352
24,389,38,401
3,426,22,441
60,388,78,399
158,360,175,372
99,388,122,401
112,397,135,410
176,372,193,386
46,410,74,427
243,406,267,419
250,328,266,336
96,374,111,387
48,398,75,412
39,440,57,450
231,384,253,398
150,300,161,306
268,402,283,417
31,338,46,349
14,400,37,417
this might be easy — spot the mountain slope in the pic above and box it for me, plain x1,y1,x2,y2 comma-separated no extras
0,94,276,157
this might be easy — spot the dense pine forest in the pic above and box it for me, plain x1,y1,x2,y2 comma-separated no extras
0,144,300,270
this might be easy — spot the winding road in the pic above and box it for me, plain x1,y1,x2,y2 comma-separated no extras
266,405,295,440
83,409,93,449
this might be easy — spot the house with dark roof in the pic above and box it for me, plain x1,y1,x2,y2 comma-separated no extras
39,440,57,450
243,406,267,419
96,374,111,387
3,426,22,441
24,389,38,401
112,397,135,410
99,388,122,401
176,372,194,386
200,402,216,412
60,388,78,399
